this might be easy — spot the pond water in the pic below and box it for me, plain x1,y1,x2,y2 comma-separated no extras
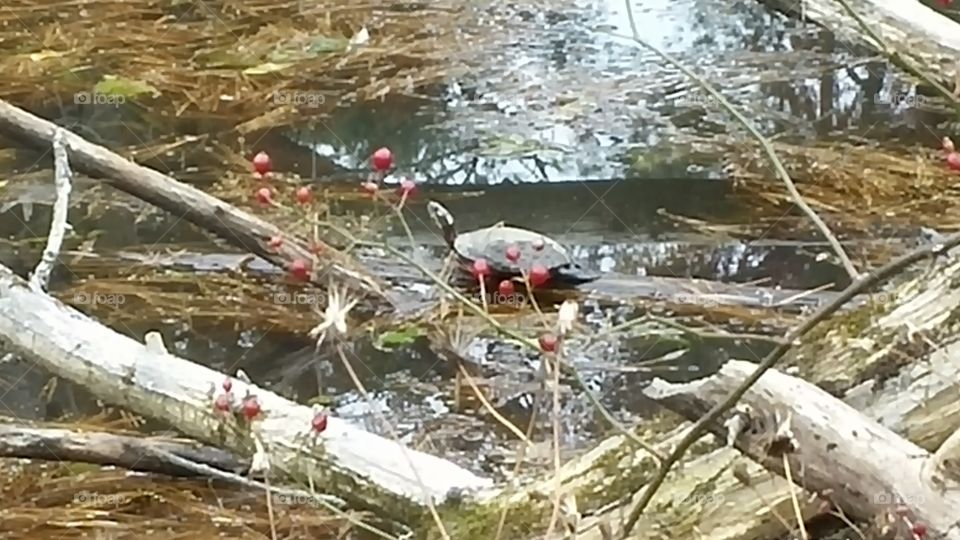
0,0,952,476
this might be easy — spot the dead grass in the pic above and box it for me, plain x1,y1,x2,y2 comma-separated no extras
0,461,357,539
725,138,960,234
0,412,364,539
0,0,491,132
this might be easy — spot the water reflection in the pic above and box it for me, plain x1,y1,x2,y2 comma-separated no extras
284,0,952,186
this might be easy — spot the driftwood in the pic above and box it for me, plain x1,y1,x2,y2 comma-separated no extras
0,262,492,532
771,0,960,85
517,254,960,540
644,360,960,538
0,99,393,315
0,420,248,478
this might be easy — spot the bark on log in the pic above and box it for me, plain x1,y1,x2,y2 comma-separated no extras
0,420,248,477
643,360,960,538
772,0,960,84
0,262,491,530
0,99,393,315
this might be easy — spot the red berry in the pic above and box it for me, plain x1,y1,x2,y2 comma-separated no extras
912,522,927,538
947,152,960,171
267,235,283,250
505,245,521,262
471,258,490,280
943,136,955,153
221,378,233,393
255,187,273,204
399,178,416,197
539,333,558,353
529,264,550,287
295,186,312,204
289,259,311,281
532,237,545,251
362,181,379,195
312,412,328,433
241,396,261,420
252,151,271,175
214,393,231,413
498,279,515,297
371,147,393,172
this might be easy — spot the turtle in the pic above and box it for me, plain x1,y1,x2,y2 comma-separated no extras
426,200,599,286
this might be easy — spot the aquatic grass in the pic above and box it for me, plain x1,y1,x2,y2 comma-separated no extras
723,138,960,234
0,0,492,132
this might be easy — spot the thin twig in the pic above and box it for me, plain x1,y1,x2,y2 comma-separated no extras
333,344,452,540
619,232,960,538
543,350,564,538
616,3,860,281
456,363,533,446
783,453,809,540
493,388,543,540
30,128,73,291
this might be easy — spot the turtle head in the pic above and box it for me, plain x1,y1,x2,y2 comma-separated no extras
427,200,457,246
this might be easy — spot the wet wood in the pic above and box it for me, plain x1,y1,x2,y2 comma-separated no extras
0,99,393,315
769,0,960,83
0,262,491,529
643,360,960,539
0,421,248,477
543,254,960,540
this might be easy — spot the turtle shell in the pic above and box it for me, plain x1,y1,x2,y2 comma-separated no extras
452,225,571,275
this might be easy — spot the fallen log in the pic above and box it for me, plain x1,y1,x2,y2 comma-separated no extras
767,0,960,87
0,262,491,532
0,420,248,478
643,360,960,538
0,99,393,315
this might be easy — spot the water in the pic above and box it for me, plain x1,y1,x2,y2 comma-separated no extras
0,0,949,476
